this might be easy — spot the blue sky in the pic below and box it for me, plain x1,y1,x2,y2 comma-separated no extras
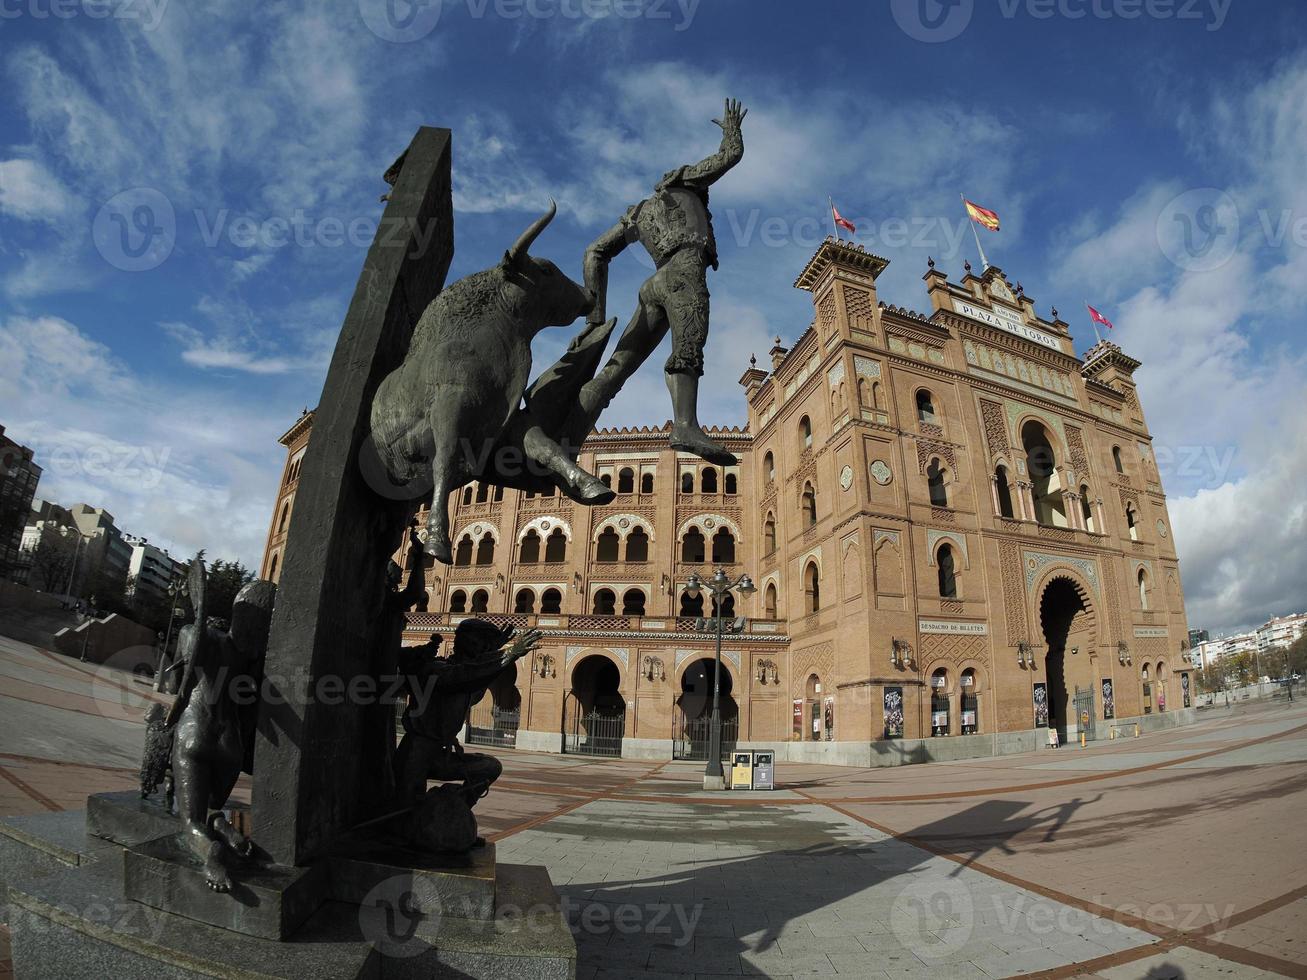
1,0,1303,633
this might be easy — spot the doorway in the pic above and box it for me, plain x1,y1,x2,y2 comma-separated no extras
565,654,626,756
1040,578,1090,744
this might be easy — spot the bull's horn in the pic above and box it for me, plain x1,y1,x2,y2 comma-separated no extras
505,199,557,266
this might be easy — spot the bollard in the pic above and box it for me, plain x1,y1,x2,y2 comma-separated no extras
1080,731,1086,748
1134,723,1140,738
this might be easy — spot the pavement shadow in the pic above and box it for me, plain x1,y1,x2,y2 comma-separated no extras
557,797,1086,976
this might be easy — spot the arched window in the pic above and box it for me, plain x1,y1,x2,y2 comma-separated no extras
641,472,654,494
494,485,504,502
681,528,706,563
1125,503,1139,541
701,467,718,494
475,483,489,504
679,591,704,616
960,668,979,734
1022,420,1066,526
540,588,562,614
454,534,474,566
625,527,649,562
804,562,821,613
622,588,646,616
711,593,735,618
857,377,871,410
544,528,567,562
470,589,489,613
595,528,620,563
268,552,279,580
711,528,736,563
1138,568,1149,609
475,535,495,565
1113,446,1124,473
543,484,556,497
514,588,535,614
278,502,290,534
764,583,778,619
1080,485,1095,532
995,465,1014,519
461,486,474,506
518,530,541,564
617,468,635,494
799,415,813,450
763,513,777,555
927,458,948,508
764,451,775,483
916,389,936,424
724,472,738,495
937,544,958,598
449,590,467,613
681,471,694,494
592,588,616,615
599,473,611,489
802,482,817,527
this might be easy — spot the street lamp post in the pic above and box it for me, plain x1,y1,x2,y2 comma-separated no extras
61,527,84,599
683,567,755,791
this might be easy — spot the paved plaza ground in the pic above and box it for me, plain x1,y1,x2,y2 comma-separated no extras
0,633,1304,979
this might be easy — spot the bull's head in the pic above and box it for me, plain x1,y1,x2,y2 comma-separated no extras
500,199,595,327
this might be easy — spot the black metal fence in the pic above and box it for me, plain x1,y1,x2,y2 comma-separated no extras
673,715,739,761
466,705,521,749
565,710,626,757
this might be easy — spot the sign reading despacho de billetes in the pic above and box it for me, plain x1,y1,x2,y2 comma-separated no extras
919,619,989,635
953,300,1061,352
1134,627,1170,638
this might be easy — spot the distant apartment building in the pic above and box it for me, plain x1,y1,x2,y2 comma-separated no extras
1,425,42,578
1191,615,1303,672
126,541,184,601
68,503,133,588
1256,613,1306,652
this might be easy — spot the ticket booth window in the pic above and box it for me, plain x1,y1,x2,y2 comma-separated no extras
930,669,950,736
960,668,978,735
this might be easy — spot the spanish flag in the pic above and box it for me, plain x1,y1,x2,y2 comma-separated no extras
964,199,1001,232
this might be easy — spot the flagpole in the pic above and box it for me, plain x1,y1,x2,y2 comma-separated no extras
829,197,839,240
962,193,990,271
1084,299,1103,345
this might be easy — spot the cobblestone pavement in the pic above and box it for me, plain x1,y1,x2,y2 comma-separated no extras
1,634,1304,979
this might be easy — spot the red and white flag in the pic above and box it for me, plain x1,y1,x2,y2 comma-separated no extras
1087,304,1115,331
831,202,856,234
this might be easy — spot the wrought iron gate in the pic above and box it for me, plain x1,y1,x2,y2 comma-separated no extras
565,709,626,757
673,715,739,761
466,704,520,748
1073,685,1096,741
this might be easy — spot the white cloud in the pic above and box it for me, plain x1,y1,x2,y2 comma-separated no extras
0,158,77,223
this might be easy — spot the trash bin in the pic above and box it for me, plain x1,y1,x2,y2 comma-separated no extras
730,751,754,790
752,750,774,790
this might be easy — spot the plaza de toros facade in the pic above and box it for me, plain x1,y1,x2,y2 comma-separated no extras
261,238,1193,765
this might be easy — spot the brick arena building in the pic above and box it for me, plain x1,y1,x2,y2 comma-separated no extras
260,238,1193,765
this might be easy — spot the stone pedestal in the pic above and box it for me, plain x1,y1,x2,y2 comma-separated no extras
2,795,576,979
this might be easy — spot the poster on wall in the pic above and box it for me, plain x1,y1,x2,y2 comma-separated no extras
792,699,803,739
1182,673,1191,708
823,696,835,741
1033,682,1049,728
1102,678,1115,719
884,687,904,739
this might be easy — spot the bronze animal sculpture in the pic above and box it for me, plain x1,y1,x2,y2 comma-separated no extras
369,201,609,563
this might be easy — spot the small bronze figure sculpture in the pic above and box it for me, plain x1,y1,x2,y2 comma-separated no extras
369,201,607,563
165,558,277,891
393,621,541,850
139,702,175,808
570,97,748,466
